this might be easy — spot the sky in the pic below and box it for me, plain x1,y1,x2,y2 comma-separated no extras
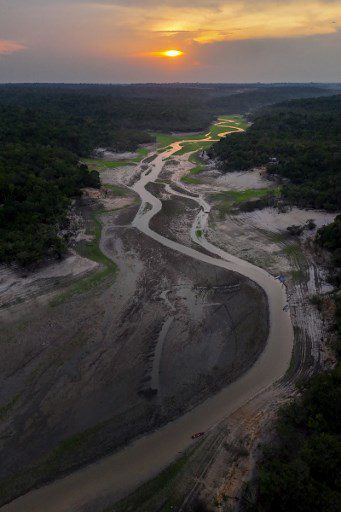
0,0,341,83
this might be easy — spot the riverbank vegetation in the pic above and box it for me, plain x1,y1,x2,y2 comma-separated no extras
0,84,336,265
243,368,341,512
317,215,341,282
0,142,100,266
316,215,341,353
209,95,341,211
211,188,279,217
242,214,341,512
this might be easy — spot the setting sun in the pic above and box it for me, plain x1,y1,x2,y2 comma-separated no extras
162,50,183,58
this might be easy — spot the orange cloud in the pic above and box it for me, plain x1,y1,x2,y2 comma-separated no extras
150,1,341,44
102,1,340,46
0,40,26,55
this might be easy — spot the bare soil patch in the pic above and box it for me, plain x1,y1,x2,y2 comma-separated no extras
0,202,268,505
0,254,98,310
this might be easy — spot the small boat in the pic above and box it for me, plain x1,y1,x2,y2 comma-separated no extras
191,432,205,439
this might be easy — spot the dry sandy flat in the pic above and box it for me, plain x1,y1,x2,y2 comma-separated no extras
93,143,157,162
160,155,194,181
0,254,98,309
206,208,335,278
200,191,335,390
0,182,137,309
100,196,135,211
82,188,136,211
245,207,336,234
213,168,272,189
99,164,141,187
178,167,274,196
0,199,268,507
179,163,336,375
93,149,138,160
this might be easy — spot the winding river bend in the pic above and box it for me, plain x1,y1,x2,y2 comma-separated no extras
1,134,294,512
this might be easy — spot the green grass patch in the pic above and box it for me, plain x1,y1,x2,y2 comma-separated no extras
77,214,113,267
154,114,248,154
290,269,307,283
207,114,247,139
217,114,249,130
195,229,203,238
187,151,206,175
181,156,206,182
131,147,149,162
153,132,180,148
49,265,114,307
101,184,129,196
189,165,205,175
213,188,270,205
47,423,105,467
188,151,203,165
50,212,117,306
209,124,238,140
219,188,271,203
212,188,272,217
173,140,213,156
181,175,201,184
83,147,148,170
282,242,307,282
283,243,305,266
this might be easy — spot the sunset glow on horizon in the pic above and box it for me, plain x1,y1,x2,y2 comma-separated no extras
162,50,184,58
147,50,184,58
0,1,340,82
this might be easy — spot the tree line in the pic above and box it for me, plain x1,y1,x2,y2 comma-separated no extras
243,367,340,512
207,93,341,511
209,95,341,211
0,84,337,265
240,182,341,512
0,141,100,265
242,218,341,512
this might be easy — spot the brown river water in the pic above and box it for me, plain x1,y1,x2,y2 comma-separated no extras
1,137,293,512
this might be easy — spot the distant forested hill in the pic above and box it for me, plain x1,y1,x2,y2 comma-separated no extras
207,85,334,113
0,83,334,152
209,95,341,211
0,83,336,265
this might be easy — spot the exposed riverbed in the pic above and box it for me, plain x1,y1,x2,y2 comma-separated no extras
0,123,295,512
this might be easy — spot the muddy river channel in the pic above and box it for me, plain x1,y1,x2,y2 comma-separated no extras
0,132,294,512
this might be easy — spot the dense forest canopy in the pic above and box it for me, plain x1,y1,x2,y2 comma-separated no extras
247,213,341,511
245,368,341,512
0,103,153,157
317,215,341,290
0,143,100,265
0,83,337,265
0,83,335,153
317,215,341,261
236,97,341,511
209,95,341,211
